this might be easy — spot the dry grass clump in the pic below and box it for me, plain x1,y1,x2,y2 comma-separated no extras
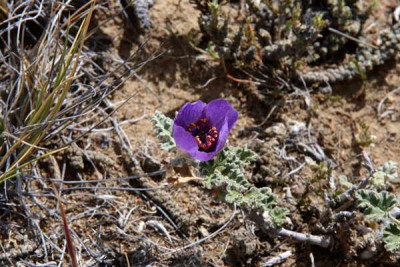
0,1,153,265
0,1,96,182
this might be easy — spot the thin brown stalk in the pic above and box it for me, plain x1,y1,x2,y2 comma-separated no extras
53,185,79,267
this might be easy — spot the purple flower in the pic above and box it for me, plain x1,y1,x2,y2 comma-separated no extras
172,99,238,161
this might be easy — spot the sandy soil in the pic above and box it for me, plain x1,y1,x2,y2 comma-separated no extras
1,0,400,266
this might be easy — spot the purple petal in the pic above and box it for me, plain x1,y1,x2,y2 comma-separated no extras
213,116,229,157
203,99,238,132
191,117,229,162
191,150,216,161
173,124,218,161
172,99,238,162
172,125,198,154
174,100,206,129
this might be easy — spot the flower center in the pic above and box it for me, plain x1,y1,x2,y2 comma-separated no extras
187,118,218,151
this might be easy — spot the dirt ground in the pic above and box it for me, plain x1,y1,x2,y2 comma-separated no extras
1,0,400,266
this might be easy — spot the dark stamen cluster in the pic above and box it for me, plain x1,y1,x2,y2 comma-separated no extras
187,118,218,151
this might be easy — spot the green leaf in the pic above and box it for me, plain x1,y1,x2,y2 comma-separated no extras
151,111,176,151
380,161,398,181
357,190,398,222
240,187,276,210
225,190,243,204
228,146,258,164
338,175,353,190
200,146,256,191
205,170,249,192
200,146,287,226
383,224,400,252
242,188,288,225
371,171,386,187
270,207,290,225
371,161,398,187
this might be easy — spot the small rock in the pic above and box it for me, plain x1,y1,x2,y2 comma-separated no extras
265,122,286,137
286,120,306,136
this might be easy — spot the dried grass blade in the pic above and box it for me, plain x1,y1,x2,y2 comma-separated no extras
53,185,78,267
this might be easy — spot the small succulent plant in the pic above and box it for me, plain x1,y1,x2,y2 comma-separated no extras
152,101,287,226
192,0,400,85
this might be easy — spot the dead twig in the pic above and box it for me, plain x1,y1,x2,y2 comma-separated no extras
377,87,400,119
53,185,78,267
262,250,293,267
